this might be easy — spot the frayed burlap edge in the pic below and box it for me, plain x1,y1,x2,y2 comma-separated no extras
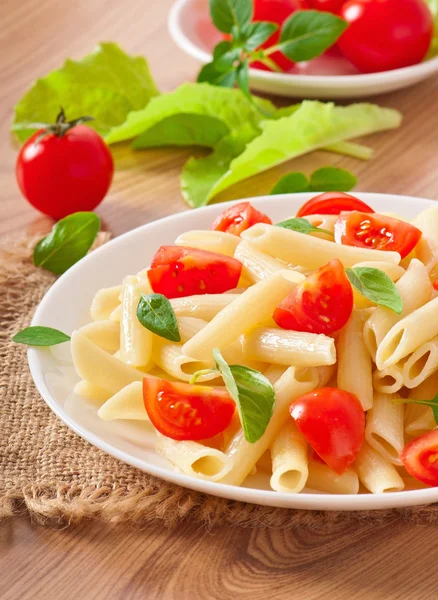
2,234,438,529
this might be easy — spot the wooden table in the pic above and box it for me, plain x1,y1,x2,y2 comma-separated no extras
1,0,437,598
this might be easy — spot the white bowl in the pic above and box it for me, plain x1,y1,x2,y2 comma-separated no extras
28,193,438,511
168,0,438,99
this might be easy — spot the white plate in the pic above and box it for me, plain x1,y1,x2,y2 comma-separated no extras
29,193,438,511
168,0,438,99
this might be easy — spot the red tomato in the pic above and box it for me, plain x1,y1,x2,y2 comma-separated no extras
143,377,235,441
250,0,301,71
147,246,243,299
291,387,365,474
273,258,353,334
16,112,113,220
433,278,438,292
401,430,438,487
299,0,346,12
337,0,433,74
334,212,422,259
211,202,272,235
296,192,374,217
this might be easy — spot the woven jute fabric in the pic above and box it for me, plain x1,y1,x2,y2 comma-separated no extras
2,236,438,528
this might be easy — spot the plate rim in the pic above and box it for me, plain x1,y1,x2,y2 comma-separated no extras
168,0,438,86
28,192,438,511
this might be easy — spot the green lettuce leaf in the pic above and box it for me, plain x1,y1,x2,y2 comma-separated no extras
207,101,401,201
12,43,159,142
106,83,275,144
181,123,258,207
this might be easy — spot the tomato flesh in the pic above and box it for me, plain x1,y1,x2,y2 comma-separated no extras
273,258,353,334
338,0,433,74
433,278,438,292
334,212,422,259
148,246,243,299
211,202,272,236
299,0,345,12
296,192,374,217
16,125,114,219
291,387,365,474
143,377,235,441
401,430,438,487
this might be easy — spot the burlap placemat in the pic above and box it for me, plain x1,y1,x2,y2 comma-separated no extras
2,235,438,528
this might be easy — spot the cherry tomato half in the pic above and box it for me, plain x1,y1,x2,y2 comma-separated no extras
433,278,438,292
211,202,272,236
290,387,365,474
16,114,113,220
338,0,433,74
401,429,438,487
143,377,235,441
147,246,243,299
273,258,353,334
296,192,374,217
334,212,422,259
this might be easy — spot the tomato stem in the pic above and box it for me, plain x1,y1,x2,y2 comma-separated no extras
33,107,94,145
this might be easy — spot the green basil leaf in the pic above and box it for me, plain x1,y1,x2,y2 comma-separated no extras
215,48,242,71
33,212,100,275
197,62,237,87
392,395,438,425
209,0,253,34
310,166,356,191
213,348,275,443
346,267,403,313
270,172,310,195
12,326,71,346
213,40,233,60
242,21,278,50
137,293,180,342
276,217,333,236
236,60,251,100
278,10,348,62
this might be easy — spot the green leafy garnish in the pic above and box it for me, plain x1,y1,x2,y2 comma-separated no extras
33,212,100,275
270,166,356,195
276,217,334,237
213,348,275,443
136,293,181,342
425,0,438,58
209,0,253,34
12,42,159,142
346,267,403,314
392,395,438,425
12,326,71,346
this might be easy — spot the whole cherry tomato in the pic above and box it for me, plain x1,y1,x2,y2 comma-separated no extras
273,258,353,334
147,246,243,298
16,109,113,219
211,202,272,235
337,0,433,73
334,212,422,259
296,192,374,217
401,429,438,487
291,387,365,474
143,377,235,441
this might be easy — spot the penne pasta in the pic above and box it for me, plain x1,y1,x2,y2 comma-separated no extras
98,381,149,421
403,338,438,389
404,372,438,436
74,380,112,404
90,285,123,321
306,461,359,494
170,294,238,321
365,393,404,465
120,276,153,367
174,230,241,257
234,240,290,283
372,363,404,394
270,420,308,493
241,223,401,270
355,442,405,493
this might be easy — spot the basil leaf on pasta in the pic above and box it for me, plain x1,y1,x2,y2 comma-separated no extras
393,395,438,425
12,326,71,346
346,267,403,313
213,348,275,443
276,217,333,237
137,293,181,342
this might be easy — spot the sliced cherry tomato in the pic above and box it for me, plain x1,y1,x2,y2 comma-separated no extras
401,430,438,487
273,258,353,334
334,212,422,259
290,387,365,474
299,0,346,13
338,0,433,74
296,192,374,217
16,109,113,219
147,246,242,299
143,377,235,441
211,202,272,236
433,278,438,292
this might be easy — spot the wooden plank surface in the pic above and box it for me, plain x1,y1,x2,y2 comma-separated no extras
1,0,437,598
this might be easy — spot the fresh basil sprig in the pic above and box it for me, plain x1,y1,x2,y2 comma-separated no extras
392,395,438,425
346,267,403,313
270,166,357,195
276,217,334,237
199,1,348,101
213,348,275,443
33,212,100,275
12,326,71,346
137,293,181,342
